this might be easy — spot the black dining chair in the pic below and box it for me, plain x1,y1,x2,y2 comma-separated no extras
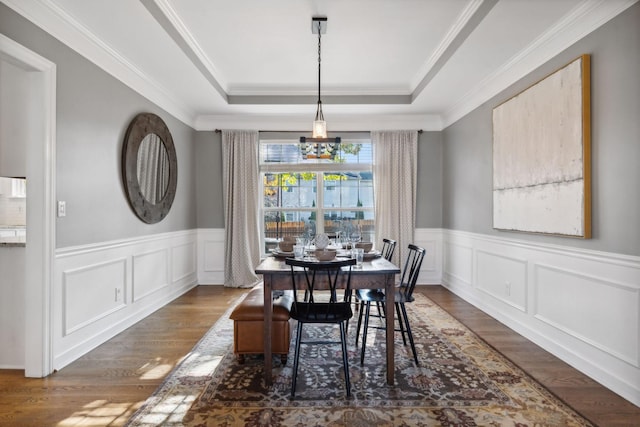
354,238,397,314
354,244,426,366
285,257,357,398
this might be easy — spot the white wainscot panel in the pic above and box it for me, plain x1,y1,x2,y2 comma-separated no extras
203,240,224,272
414,229,442,284
172,241,197,283
63,258,126,335
444,241,473,286
198,229,225,284
534,264,639,367
133,249,169,302
476,250,527,311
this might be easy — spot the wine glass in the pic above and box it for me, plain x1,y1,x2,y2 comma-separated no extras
350,230,361,257
342,221,353,249
303,221,316,259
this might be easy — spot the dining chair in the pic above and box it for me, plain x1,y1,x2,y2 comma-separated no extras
354,244,426,366
354,237,397,314
285,257,357,398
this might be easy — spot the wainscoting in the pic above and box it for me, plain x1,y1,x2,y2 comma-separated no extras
439,229,640,407
51,227,639,406
413,228,443,285
197,228,225,284
53,230,198,370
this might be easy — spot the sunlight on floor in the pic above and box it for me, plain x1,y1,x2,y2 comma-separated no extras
183,353,223,377
137,394,196,425
139,362,174,380
56,399,139,426
128,352,225,424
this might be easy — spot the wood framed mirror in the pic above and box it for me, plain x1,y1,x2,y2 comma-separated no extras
122,113,177,224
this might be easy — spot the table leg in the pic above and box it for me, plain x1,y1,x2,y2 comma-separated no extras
263,275,273,385
385,273,395,385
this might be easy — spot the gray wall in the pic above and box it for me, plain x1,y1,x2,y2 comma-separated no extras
195,130,224,228
416,131,443,228
442,3,640,256
1,4,198,248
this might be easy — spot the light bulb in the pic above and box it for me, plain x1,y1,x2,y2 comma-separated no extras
312,120,327,138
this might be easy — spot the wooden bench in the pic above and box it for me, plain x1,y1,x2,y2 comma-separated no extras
229,284,293,364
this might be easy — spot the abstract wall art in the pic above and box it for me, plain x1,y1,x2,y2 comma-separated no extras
492,55,591,238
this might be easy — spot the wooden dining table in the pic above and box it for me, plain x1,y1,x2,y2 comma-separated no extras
255,254,400,385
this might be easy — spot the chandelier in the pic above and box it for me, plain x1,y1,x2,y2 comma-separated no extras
300,16,341,160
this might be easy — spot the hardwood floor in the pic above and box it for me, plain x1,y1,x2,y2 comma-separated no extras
0,285,638,426
421,286,640,427
0,286,247,427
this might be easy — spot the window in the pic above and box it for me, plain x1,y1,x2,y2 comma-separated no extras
260,135,374,253
10,178,26,198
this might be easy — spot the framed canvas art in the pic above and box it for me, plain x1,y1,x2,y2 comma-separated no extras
492,55,591,238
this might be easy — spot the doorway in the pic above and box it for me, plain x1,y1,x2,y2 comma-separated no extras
0,34,56,377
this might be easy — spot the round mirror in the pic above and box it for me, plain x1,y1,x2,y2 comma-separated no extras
122,113,177,224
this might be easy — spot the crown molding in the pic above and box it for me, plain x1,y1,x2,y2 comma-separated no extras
194,113,442,132
411,0,498,100
2,0,198,127
140,0,228,102
441,0,639,129
227,94,413,105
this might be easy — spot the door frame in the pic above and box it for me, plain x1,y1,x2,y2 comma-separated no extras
0,34,56,377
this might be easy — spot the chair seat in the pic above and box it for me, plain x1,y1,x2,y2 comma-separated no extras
291,302,352,323
356,289,385,302
355,288,415,304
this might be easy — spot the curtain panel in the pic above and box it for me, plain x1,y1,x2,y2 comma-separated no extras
372,130,418,266
222,130,262,288
136,133,169,204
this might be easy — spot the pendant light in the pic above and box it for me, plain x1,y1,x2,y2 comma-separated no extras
312,17,327,138
300,16,340,160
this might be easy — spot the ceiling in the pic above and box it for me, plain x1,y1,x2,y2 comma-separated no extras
3,0,636,130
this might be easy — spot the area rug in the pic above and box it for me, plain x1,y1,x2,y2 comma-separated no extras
126,293,595,426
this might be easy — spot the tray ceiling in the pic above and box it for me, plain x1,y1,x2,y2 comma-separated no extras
2,0,636,130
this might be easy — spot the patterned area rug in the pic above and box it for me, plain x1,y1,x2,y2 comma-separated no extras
126,293,595,426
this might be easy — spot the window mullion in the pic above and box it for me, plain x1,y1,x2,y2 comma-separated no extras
261,162,371,174
316,173,324,235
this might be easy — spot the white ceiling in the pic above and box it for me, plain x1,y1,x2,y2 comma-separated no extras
3,0,637,130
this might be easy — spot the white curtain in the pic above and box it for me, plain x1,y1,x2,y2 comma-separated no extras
137,133,169,204
372,130,418,267
222,130,262,288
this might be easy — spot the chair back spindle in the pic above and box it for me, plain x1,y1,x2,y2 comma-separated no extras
380,238,397,261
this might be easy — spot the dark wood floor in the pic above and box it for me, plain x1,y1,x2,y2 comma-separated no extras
423,287,640,427
0,285,638,426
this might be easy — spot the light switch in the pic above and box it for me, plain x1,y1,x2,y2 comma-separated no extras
57,200,66,217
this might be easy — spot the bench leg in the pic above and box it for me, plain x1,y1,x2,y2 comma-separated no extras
237,354,245,364
280,354,288,365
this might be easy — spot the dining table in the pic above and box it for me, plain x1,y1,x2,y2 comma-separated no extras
255,253,400,386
